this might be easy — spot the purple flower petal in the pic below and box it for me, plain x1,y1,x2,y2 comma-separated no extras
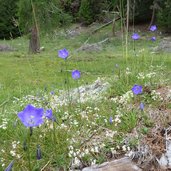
45,109,53,120
5,160,14,171
140,102,144,110
132,33,140,40
151,36,156,41
18,104,44,127
50,91,55,95
36,145,42,160
58,48,69,59
109,116,113,124
131,85,143,95
44,109,56,122
150,25,157,31
72,70,81,80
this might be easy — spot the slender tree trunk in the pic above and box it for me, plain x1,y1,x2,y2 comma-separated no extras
29,25,40,54
126,0,129,32
29,0,40,54
148,5,155,29
125,0,130,61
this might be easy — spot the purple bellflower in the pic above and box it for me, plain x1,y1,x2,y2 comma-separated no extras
140,102,144,111
45,109,53,120
36,145,42,160
45,109,57,122
72,70,81,80
132,33,140,40
150,25,157,31
18,104,44,127
58,48,69,59
23,140,27,151
131,85,143,95
50,91,55,95
151,36,156,41
5,160,14,171
109,116,113,124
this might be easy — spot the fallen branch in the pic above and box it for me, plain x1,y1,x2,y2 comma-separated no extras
92,17,121,34
76,38,109,52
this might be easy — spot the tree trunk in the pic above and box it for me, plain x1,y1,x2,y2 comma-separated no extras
29,25,40,54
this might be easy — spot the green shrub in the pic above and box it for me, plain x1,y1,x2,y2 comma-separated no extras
78,0,93,25
17,0,73,33
0,0,20,39
130,0,153,23
157,0,171,31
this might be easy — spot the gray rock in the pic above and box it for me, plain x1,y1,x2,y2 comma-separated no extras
78,44,102,52
82,157,142,171
153,37,171,53
0,44,16,52
51,78,110,107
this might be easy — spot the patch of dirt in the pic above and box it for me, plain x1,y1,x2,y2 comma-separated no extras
128,85,171,170
84,85,171,171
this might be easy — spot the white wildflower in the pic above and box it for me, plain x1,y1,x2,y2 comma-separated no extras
125,67,131,75
1,149,5,153
91,159,96,165
10,150,16,157
122,145,127,152
94,146,99,153
137,72,145,80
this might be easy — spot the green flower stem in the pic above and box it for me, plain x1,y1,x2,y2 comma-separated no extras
27,128,32,171
76,80,82,109
64,60,72,105
118,68,121,79
52,121,58,161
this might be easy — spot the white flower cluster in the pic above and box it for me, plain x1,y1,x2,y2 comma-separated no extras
50,78,110,110
80,106,100,120
125,67,131,75
122,145,131,152
68,127,117,169
105,129,117,138
0,156,5,168
13,93,49,108
61,111,69,120
10,141,21,159
111,90,133,106
113,115,121,126
137,72,156,80
69,146,88,168
0,118,8,130
110,90,134,127
151,90,163,101
69,144,103,168
112,107,123,126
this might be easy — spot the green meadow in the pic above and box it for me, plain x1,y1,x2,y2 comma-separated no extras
0,24,171,170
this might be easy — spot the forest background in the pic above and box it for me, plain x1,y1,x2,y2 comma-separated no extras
1,0,171,40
